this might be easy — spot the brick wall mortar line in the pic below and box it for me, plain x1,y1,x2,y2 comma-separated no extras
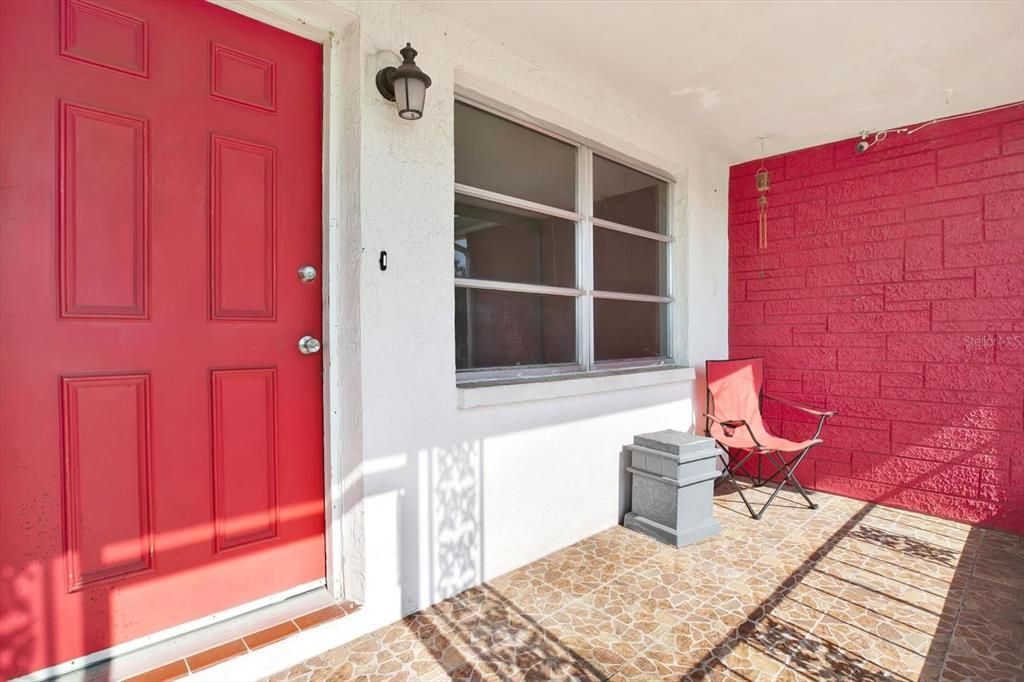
728,104,1024,533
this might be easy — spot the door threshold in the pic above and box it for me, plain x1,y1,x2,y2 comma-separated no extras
38,587,358,682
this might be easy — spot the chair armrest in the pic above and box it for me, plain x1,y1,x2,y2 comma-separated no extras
763,395,837,418
703,413,748,429
703,413,765,448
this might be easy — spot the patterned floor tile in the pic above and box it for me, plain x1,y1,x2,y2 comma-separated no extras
262,486,1022,682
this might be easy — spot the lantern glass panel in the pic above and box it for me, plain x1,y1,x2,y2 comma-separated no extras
395,76,426,119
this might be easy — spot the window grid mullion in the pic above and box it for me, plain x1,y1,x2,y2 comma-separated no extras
455,183,581,223
579,146,595,372
664,183,675,362
592,217,673,243
593,290,672,304
455,278,581,297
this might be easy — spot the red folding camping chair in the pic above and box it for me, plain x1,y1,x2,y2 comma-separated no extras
704,358,836,520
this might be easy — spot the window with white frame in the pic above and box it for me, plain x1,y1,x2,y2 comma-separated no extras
454,100,673,381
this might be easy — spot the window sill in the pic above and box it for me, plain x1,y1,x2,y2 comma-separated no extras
457,365,696,409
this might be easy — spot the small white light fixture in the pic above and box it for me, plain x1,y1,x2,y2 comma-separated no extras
375,43,432,120
852,99,1021,154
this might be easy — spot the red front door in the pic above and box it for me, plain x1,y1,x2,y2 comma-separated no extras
0,0,325,676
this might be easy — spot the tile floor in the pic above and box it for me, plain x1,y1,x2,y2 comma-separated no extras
267,483,1023,681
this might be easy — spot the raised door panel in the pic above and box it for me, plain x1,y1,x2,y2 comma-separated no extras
59,0,149,77
211,368,279,551
59,101,149,319
210,43,276,112
60,374,154,590
210,135,277,320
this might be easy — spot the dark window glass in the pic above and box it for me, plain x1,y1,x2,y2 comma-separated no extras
593,155,667,233
455,196,576,288
455,101,576,211
594,299,667,361
455,289,576,370
593,227,666,296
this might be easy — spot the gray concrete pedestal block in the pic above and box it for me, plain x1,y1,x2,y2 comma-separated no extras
623,430,721,548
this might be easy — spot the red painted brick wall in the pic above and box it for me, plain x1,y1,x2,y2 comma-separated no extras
728,103,1024,534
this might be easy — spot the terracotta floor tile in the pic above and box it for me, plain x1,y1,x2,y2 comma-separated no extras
185,639,247,672
244,621,300,650
294,604,346,630
259,488,1022,682
122,659,188,682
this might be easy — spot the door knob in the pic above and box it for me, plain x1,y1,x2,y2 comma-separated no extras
298,335,321,354
297,265,317,282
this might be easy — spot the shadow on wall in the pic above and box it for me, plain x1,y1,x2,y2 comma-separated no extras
724,384,1024,532
360,378,696,599
358,438,486,620
746,400,1024,533
430,441,484,604
701,356,1022,533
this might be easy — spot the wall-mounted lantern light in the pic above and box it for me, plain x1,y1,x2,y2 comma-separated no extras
375,43,432,120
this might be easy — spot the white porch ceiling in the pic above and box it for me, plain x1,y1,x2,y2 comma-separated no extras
418,0,1024,162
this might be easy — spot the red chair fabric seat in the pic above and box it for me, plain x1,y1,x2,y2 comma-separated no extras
709,425,822,453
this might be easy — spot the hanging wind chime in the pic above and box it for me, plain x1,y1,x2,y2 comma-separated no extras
755,136,770,251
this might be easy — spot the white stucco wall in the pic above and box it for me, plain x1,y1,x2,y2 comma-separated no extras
200,1,728,678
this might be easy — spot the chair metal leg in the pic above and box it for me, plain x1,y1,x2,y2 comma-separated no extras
712,441,820,521
774,448,818,509
713,445,760,520
756,447,818,517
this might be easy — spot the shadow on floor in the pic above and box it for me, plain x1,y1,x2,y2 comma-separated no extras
267,482,1024,681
